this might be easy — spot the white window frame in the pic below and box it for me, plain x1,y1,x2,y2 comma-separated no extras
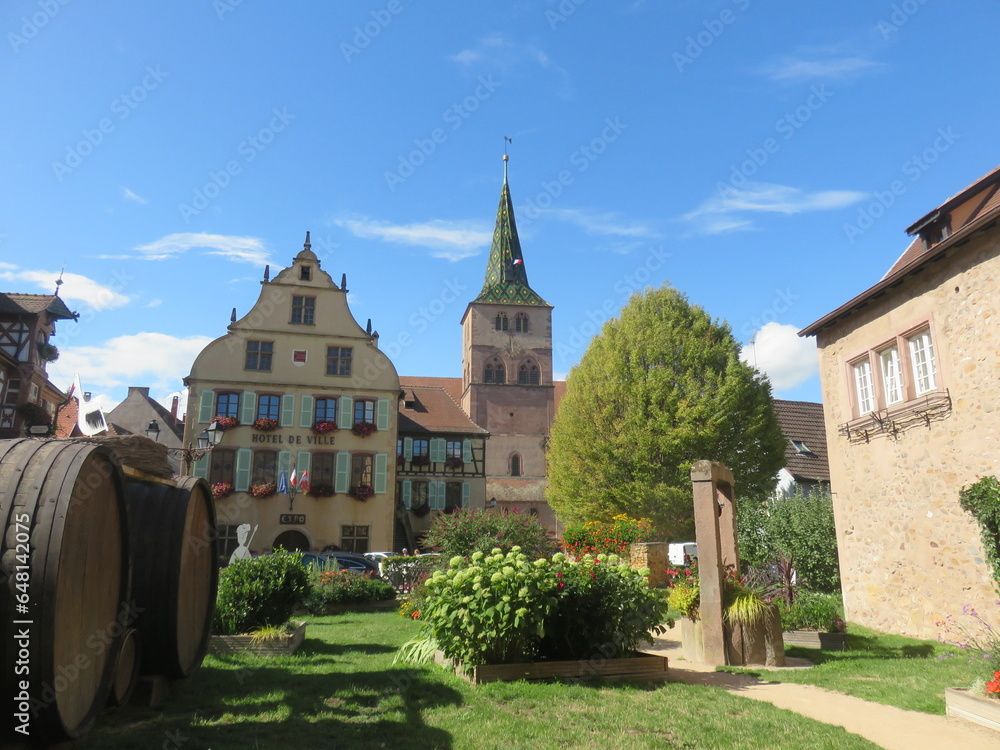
908,330,937,395
879,346,903,405
852,359,874,415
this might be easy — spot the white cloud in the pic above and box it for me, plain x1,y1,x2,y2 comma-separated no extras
0,267,129,310
121,187,147,205
682,182,866,235
125,233,271,266
54,332,214,398
740,322,818,391
450,35,550,69
761,55,883,82
333,216,490,262
542,208,661,238
146,299,163,308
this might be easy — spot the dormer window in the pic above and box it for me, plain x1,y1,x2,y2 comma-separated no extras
920,217,952,247
300,266,312,281
790,440,814,455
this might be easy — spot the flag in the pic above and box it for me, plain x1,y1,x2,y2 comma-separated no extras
298,469,310,494
289,468,298,490
512,259,523,266
277,470,288,494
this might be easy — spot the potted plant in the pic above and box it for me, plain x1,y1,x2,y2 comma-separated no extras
411,455,430,467
15,401,51,426
312,421,337,435
211,482,234,500
352,421,377,437
445,456,465,470
253,417,279,432
36,341,59,362
350,484,374,501
308,483,335,498
774,592,847,650
250,482,277,499
212,415,240,431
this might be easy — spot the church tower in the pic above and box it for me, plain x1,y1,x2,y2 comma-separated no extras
460,155,556,518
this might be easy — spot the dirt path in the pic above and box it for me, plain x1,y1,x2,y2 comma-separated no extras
645,629,1000,749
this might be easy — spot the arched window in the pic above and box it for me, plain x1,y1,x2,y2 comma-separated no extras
510,454,522,477
514,313,529,333
495,312,508,331
484,357,505,384
518,360,540,385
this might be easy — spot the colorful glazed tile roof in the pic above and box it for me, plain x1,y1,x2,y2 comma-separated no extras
474,178,549,306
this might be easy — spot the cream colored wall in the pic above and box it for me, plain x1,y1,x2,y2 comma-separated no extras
815,233,1000,638
184,251,400,556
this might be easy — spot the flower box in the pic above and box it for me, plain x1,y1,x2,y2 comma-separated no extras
211,482,234,500
312,421,337,435
350,484,374,501
945,687,1000,732
208,621,307,657
212,415,240,431
253,418,279,432
250,482,277,499
783,629,848,651
434,650,668,686
308,483,335,498
352,421,377,437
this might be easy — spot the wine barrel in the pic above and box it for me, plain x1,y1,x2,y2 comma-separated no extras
106,628,141,707
124,474,218,679
1,438,130,744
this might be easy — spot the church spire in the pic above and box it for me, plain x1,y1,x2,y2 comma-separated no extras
474,150,548,306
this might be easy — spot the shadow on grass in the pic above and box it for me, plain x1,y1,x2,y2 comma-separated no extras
78,660,462,750
781,634,937,665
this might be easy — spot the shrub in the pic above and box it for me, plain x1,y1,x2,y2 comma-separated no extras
561,514,656,558
213,550,310,635
303,568,395,613
774,591,846,633
959,475,1000,586
422,508,557,558
666,564,700,621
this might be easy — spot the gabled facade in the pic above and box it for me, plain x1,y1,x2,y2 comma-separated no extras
106,386,183,470
184,235,400,562
0,291,76,438
801,165,1000,638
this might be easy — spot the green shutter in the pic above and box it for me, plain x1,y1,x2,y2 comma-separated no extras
338,396,353,429
429,438,443,463
374,453,387,494
462,439,472,463
234,448,252,492
335,452,350,494
277,450,291,483
198,390,215,424
462,481,471,508
403,437,413,460
402,480,412,509
376,398,390,431
429,481,444,511
281,395,295,427
297,450,311,480
240,391,257,425
192,455,209,479
300,395,314,427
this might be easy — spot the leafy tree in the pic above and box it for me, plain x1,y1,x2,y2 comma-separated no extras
737,485,841,594
546,285,786,539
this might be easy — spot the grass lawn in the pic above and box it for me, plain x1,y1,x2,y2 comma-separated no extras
75,611,881,750
720,624,983,715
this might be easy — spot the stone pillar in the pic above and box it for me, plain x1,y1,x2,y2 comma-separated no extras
690,460,738,666
629,542,669,588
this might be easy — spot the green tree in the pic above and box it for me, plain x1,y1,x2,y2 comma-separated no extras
546,285,786,538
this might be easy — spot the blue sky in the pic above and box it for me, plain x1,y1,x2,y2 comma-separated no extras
2,0,998,415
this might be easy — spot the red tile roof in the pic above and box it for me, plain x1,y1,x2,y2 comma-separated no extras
772,399,830,484
397,384,487,435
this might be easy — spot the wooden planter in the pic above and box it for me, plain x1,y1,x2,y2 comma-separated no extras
783,629,848,651
208,621,307,657
945,688,1000,732
435,650,668,685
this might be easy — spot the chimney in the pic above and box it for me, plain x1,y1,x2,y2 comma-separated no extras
171,396,179,423
83,392,92,402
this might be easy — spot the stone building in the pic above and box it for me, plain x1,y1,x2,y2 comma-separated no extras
0,291,76,438
800,164,1000,638
106,386,184,470
184,236,400,561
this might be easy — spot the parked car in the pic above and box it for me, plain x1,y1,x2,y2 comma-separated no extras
668,543,698,567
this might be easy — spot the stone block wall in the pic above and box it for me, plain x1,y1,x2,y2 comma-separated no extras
630,542,669,588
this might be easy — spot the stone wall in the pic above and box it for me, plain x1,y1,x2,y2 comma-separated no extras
630,542,669,588
814,233,1000,639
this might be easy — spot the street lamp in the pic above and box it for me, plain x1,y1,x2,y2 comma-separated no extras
145,419,161,441
146,418,225,473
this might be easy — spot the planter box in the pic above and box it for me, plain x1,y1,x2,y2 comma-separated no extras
783,630,847,651
208,621,307,657
434,650,668,686
946,688,1000,732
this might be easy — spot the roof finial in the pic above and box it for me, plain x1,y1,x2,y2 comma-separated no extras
54,265,65,296
304,231,311,251
503,136,512,183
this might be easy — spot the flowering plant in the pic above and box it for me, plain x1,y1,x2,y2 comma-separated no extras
211,482,234,500
312,421,337,435
252,418,279,432
350,484,374,501
308,483,334,498
411,455,430,467
938,603,1000,696
666,563,701,621
562,514,656,558
250,482,276,499
15,401,51,426
212,415,240,431
444,456,465,470
352,421,377,437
